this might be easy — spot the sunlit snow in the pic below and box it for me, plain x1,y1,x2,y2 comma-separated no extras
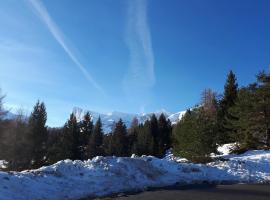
1,147,270,200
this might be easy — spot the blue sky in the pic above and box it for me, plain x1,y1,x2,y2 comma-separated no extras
0,0,269,126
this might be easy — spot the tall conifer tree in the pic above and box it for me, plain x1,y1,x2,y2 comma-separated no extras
218,70,238,144
87,117,103,158
61,113,80,160
256,72,270,147
112,119,128,156
80,112,93,159
158,113,172,156
228,85,260,151
150,114,160,156
28,101,47,168
134,120,154,156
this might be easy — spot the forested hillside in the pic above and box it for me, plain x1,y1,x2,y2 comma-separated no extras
0,70,270,170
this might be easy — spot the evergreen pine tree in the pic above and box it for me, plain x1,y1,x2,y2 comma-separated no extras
80,112,93,159
158,113,172,156
46,127,65,165
227,71,270,151
111,119,128,156
222,70,238,108
133,120,154,156
28,101,47,168
127,117,139,154
61,113,80,160
173,108,216,163
87,117,103,158
256,71,270,148
150,114,160,157
228,85,260,151
218,70,238,144
173,110,198,160
103,133,114,156
173,90,218,163
80,112,93,144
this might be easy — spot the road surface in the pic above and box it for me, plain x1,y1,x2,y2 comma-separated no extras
92,184,270,200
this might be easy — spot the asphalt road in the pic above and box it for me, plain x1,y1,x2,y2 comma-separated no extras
94,184,270,200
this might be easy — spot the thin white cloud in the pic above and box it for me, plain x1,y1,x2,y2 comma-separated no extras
0,38,44,54
123,0,155,90
123,0,155,109
27,0,105,95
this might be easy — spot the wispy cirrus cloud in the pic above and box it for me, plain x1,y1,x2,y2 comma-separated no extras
123,0,155,109
26,0,106,95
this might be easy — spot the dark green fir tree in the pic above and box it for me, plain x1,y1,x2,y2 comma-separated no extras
87,117,103,158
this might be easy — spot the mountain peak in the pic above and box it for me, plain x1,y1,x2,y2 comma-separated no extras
88,110,185,133
5,109,185,133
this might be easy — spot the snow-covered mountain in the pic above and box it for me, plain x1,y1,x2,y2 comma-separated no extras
89,110,186,133
3,109,186,133
2,110,28,122
2,110,17,120
167,111,186,124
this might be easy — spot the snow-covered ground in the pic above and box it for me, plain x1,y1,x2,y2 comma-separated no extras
1,148,270,200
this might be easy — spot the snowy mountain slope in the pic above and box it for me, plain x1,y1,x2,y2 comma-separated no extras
2,111,28,122
89,110,185,133
4,109,186,133
168,111,186,125
1,150,270,200
2,111,17,120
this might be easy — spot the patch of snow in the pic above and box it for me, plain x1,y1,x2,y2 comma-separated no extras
168,111,186,125
0,160,7,169
217,143,238,156
164,149,188,163
1,150,270,200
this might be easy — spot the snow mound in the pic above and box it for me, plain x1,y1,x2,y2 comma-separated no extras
217,143,237,155
0,160,7,169
1,150,270,200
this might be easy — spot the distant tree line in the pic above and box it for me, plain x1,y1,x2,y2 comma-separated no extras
0,69,269,170
0,98,172,170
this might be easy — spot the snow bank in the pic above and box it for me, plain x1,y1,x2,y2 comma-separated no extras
0,160,7,169
1,150,270,200
217,143,237,155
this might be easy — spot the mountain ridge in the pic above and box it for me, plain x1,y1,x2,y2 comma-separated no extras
88,110,186,133
4,110,186,133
